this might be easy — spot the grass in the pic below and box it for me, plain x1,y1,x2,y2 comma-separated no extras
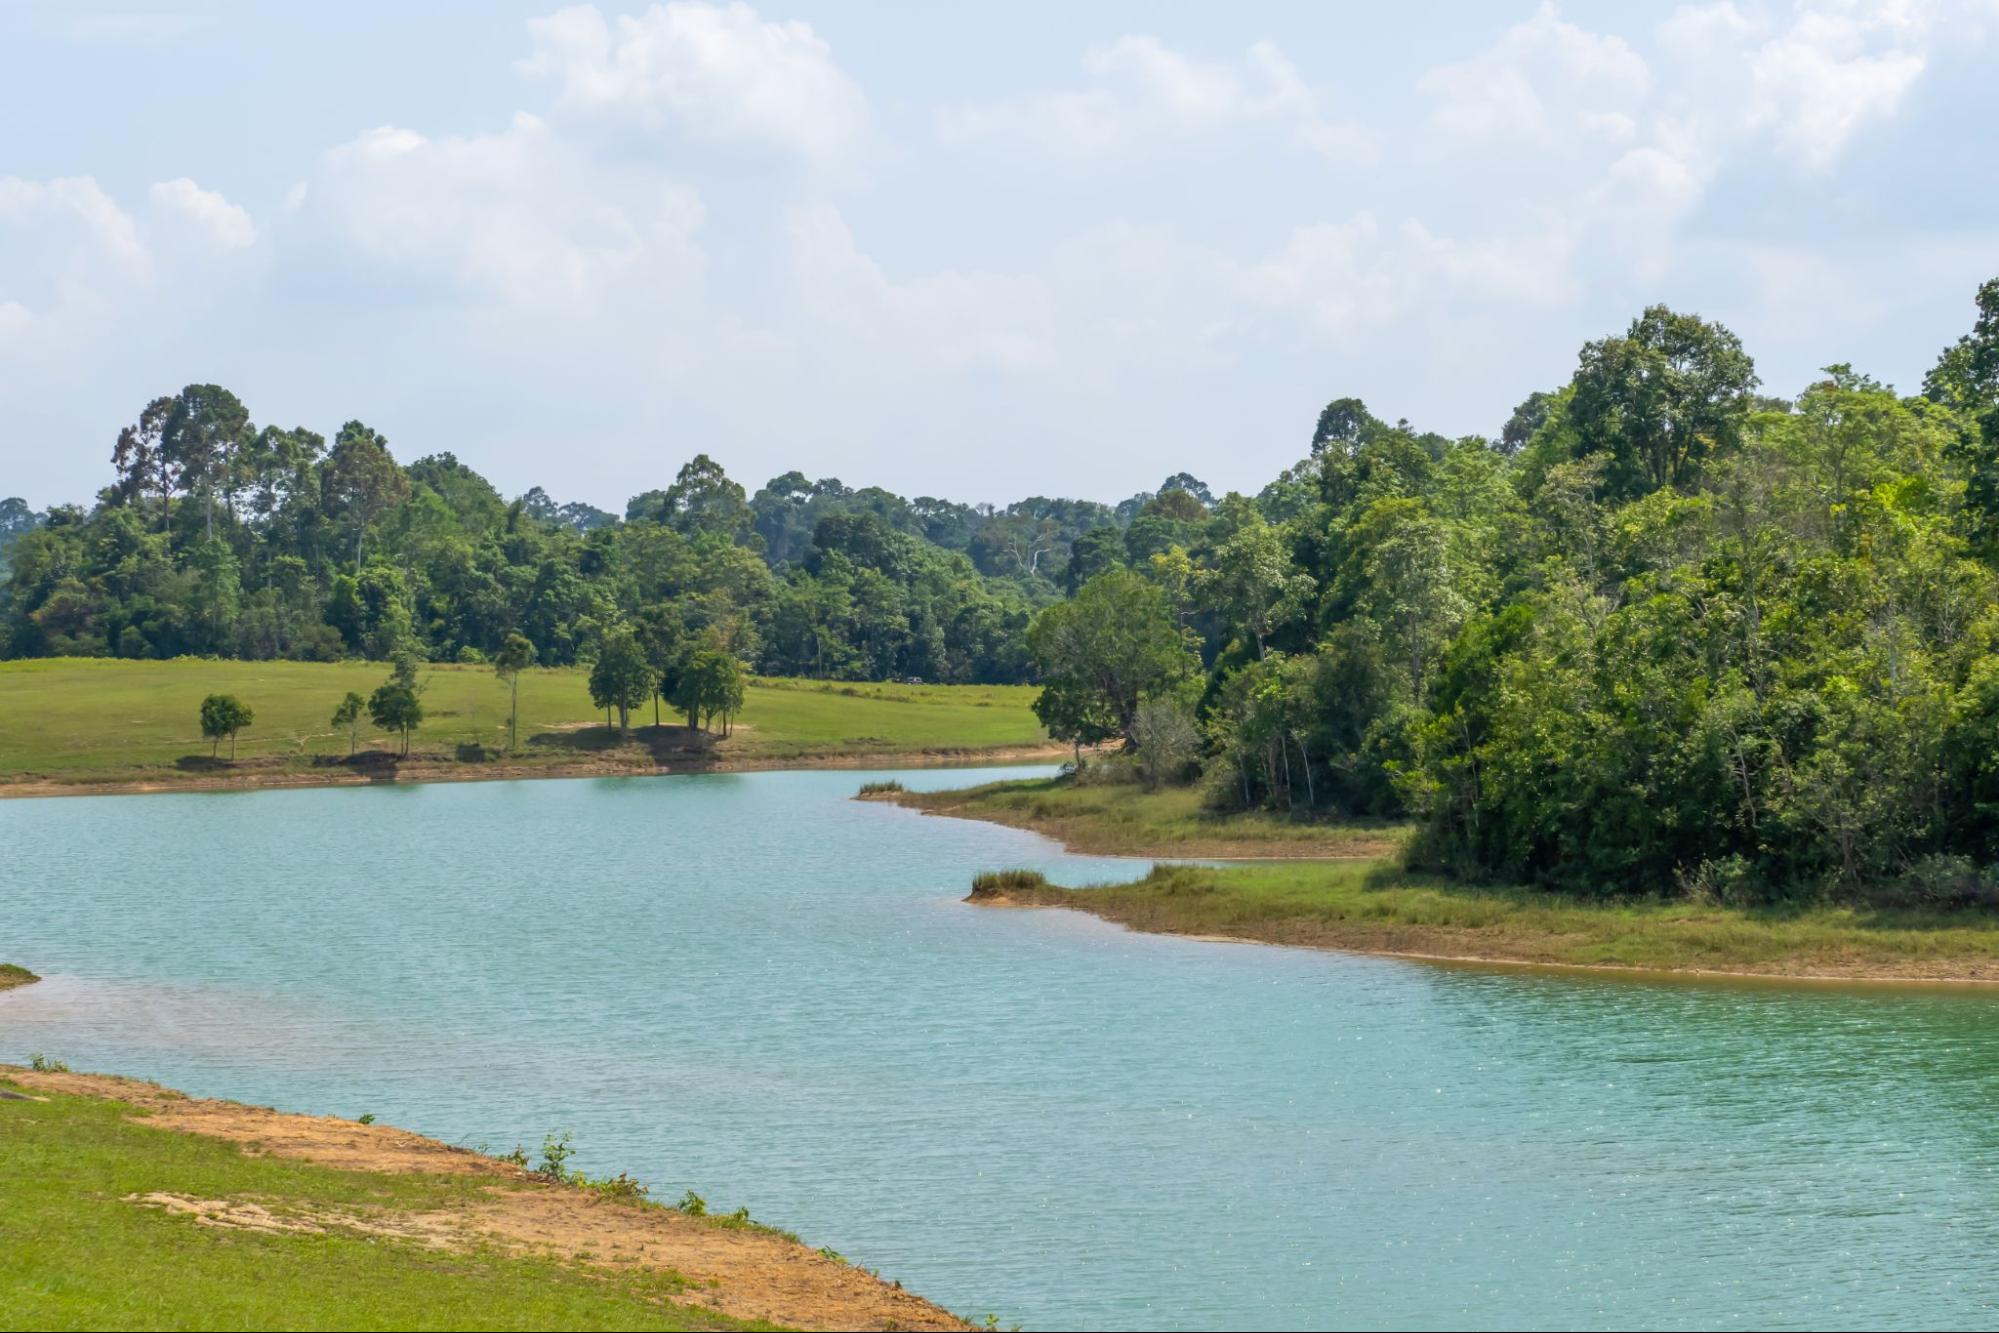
981,859,1999,981
0,658,1048,788
0,1078,773,1331
890,776,1407,858
0,963,38,991
921,776,1999,982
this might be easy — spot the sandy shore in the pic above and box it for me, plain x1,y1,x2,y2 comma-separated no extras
2,1065,970,1331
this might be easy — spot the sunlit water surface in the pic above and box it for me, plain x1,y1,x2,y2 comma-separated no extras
6,766,1999,1330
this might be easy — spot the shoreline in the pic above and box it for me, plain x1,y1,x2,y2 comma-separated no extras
0,743,1075,801
1,1064,970,1331
911,787,1999,990
967,882,1999,990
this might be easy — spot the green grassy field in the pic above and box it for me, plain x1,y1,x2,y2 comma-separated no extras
0,658,1048,787
0,1078,769,1332
920,777,1999,982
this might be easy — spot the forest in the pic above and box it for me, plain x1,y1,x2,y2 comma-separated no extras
5,276,1997,906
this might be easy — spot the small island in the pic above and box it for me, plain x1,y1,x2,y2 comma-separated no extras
0,963,40,991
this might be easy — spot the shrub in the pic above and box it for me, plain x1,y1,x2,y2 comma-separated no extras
857,780,905,797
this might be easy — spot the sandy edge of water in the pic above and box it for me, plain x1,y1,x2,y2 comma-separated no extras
0,1066,970,1331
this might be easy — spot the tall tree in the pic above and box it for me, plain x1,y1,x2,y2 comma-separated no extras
493,632,536,751
1027,569,1195,749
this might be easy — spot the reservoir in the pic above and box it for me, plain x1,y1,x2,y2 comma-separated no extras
6,765,1999,1330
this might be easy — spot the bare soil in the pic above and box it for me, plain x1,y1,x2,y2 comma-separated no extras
10,1069,970,1332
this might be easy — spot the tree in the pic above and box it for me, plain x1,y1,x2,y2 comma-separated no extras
1198,512,1315,658
160,385,253,539
323,421,409,564
330,691,365,756
674,640,747,736
1567,305,1758,501
368,681,424,757
588,629,653,735
493,633,536,751
1130,696,1200,790
199,693,253,759
1028,569,1195,749
1924,276,1999,412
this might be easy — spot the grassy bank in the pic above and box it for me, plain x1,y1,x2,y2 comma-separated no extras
922,778,1999,983
0,658,1050,793
883,776,1406,858
0,964,38,991
0,1066,967,1332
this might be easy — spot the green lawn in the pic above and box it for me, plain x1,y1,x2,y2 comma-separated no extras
0,658,1047,785
0,1079,767,1332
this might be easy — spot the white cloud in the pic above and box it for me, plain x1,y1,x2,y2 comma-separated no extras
290,113,706,310
785,204,1055,373
518,2,866,162
1420,3,1651,147
150,178,258,249
942,35,1374,162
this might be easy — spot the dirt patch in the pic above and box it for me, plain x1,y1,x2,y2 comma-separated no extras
11,1068,967,1331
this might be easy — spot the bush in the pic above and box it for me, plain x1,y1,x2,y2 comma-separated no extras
857,780,905,797
1883,855,1999,910
1130,696,1201,790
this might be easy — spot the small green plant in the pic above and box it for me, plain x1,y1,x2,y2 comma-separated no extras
584,1171,650,1201
537,1130,576,1182
857,779,905,796
817,1247,848,1264
676,1189,707,1217
27,1053,70,1073
968,868,1050,901
497,1144,530,1169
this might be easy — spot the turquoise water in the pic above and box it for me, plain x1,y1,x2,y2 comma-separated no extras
7,766,1999,1330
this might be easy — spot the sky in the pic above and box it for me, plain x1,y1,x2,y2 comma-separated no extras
2,0,1997,513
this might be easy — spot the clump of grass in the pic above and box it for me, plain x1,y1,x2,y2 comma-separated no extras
968,868,1051,902
0,963,40,991
856,779,905,797
675,1190,798,1241
27,1053,70,1073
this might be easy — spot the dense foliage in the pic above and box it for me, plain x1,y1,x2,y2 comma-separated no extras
1,407,1205,686
1030,280,1999,907
9,276,1998,904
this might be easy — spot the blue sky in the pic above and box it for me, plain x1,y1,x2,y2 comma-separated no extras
3,1,1996,511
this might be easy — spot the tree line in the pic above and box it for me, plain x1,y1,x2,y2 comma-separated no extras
1028,278,1999,908
9,275,1999,906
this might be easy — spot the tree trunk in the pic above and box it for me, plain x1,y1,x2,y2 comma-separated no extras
617,703,629,735
1295,734,1315,807
511,677,521,753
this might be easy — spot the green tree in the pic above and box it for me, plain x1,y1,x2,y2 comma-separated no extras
330,691,365,756
1028,569,1195,749
588,629,653,735
367,681,424,757
198,693,253,759
493,632,536,751
674,640,748,736
1567,305,1758,501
